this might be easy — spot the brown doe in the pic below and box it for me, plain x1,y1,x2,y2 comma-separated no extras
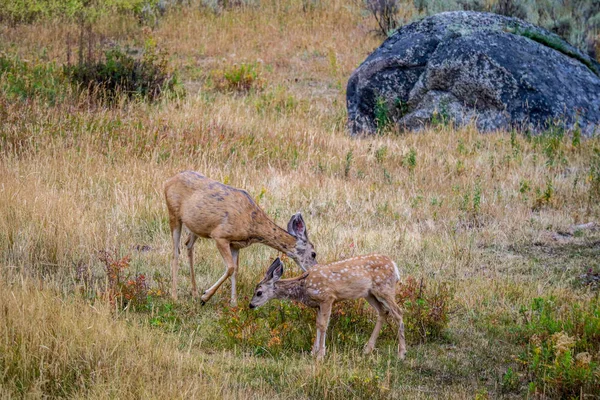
249,255,406,360
164,171,317,305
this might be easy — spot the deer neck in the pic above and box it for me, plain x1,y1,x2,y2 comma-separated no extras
274,274,310,305
251,213,297,255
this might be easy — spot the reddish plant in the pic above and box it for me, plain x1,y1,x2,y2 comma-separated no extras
98,250,148,308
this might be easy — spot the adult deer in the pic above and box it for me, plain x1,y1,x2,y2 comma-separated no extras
249,255,406,360
164,171,317,305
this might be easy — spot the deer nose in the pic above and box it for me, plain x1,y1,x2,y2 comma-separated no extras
249,303,256,309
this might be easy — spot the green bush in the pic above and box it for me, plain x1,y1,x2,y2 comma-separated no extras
217,300,314,355
64,40,183,102
396,276,453,343
0,0,163,25
211,62,264,93
0,53,68,104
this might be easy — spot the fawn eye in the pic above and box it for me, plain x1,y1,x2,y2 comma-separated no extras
256,291,263,297
311,252,316,259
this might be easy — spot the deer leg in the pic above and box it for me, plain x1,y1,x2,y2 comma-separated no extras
230,248,239,307
374,291,407,360
314,301,333,361
364,294,386,354
200,239,235,304
311,328,321,356
170,219,182,300
186,232,198,298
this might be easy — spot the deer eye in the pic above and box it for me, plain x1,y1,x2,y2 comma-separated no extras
311,252,316,259
256,291,263,297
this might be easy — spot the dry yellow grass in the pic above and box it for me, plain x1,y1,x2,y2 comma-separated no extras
1,1,600,398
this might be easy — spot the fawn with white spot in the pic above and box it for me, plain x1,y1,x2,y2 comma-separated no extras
249,254,406,360
164,171,317,305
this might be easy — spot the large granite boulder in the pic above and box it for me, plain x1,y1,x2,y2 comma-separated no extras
347,11,600,136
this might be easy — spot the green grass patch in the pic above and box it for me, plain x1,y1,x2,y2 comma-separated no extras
513,296,600,397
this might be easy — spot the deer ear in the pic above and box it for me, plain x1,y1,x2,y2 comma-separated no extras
265,257,283,280
272,260,284,282
287,212,308,240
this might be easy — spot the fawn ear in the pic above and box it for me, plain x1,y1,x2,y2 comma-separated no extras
287,212,308,240
266,258,283,281
272,261,284,282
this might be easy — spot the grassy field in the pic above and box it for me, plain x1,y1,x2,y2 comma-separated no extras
1,1,600,398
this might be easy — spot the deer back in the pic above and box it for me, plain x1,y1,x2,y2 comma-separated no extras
164,171,263,239
305,254,398,302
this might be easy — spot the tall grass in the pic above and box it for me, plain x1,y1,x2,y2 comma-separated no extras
1,1,599,398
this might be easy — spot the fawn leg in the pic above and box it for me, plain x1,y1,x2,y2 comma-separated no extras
375,291,407,360
364,294,386,354
315,301,333,361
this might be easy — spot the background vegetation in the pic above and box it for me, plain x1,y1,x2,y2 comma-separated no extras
1,0,599,398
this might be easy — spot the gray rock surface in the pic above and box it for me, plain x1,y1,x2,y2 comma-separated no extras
347,11,600,136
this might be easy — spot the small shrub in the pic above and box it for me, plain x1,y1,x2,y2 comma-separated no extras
472,180,482,214
572,122,581,148
580,267,600,290
402,148,417,171
383,168,393,184
501,367,520,393
395,97,409,118
493,0,527,20
364,0,400,37
532,177,554,210
148,302,184,331
535,125,566,167
65,39,183,102
588,147,600,203
212,62,263,93
98,250,148,309
511,297,600,397
431,101,451,127
549,16,573,39
217,300,314,354
344,150,353,178
254,85,299,114
374,96,392,133
375,145,388,164
397,276,453,343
